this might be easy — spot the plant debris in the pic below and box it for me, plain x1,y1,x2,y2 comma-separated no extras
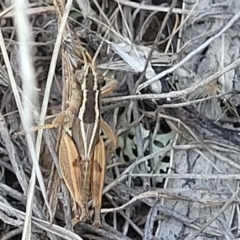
1,0,240,239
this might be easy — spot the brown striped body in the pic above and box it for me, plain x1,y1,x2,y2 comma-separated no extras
59,64,105,224
52,0,117,228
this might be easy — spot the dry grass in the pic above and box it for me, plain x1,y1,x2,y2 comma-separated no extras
1,0,240,240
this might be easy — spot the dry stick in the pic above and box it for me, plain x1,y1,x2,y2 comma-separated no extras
75,0,93,18
0,112,29,193
148,106,238,237
115,0,190,15
0,210,23,227
164,12,179,53
34,0,73,221
137,9,240,92
176,0,199,51
126,75,145,235
1,227,23,240
12,2,53,240
101,225,133,240
130,0,177,174
0,2,17,18
0,4,54,240
133,0,178,93
106,184,230,237
175,141,240,154
161,113,240,173
0,202,83,240
136,5,178,237
186,188,240,240
101,188,239,215
144,201,160,240
102,145,172,196
127,76,147,168
0,182,26,204
159,91,235,108
116,0,133,42
92,16,116,64
99,190,198,214
157,109,240,187
116,184,232,203
35,0,72,167
103,56,240,102
105,193,144,237
0,5,55,19
41,0,75,230
102,157,240,207
215,217,234,240
128,173,240,179
92,0,109,27
125,4,179,229
85,222,132,240
0,111,49,231
104,180,231,235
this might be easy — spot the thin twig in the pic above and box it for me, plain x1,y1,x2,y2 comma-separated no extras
137,9,240,92
13,1,50,239
114,0,190,15
103,56,240,102
186,188,240,240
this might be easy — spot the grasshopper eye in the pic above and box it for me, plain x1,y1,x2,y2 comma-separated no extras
95,70,104,87
75,70,85,85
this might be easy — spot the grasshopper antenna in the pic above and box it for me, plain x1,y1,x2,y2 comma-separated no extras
92,18,115,66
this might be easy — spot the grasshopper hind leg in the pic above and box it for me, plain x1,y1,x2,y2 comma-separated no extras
59,134,89,223
91,137,106,227
101,118,118,153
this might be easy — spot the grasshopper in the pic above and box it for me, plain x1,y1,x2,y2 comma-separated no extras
30,53,117,227
30,0,118,227
56,50,118,227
